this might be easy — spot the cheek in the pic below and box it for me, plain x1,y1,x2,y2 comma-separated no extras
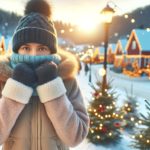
40,51,51,55
18,49,26,54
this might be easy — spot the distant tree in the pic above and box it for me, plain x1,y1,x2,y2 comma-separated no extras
131,100,150,149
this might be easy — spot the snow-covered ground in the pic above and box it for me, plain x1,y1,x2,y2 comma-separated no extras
0,63,149,150
70,63,148,150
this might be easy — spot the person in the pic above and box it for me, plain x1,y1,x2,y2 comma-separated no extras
0,0,89,149
84,63,89,76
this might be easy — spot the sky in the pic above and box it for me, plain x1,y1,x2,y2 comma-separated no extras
0,0,150,29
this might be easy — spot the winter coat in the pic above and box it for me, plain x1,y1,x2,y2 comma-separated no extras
0,49,90,150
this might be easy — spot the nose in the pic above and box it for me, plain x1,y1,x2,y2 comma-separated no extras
30,49,37,56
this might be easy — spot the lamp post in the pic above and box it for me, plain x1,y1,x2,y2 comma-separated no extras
88,49,93,83
101,3,115,91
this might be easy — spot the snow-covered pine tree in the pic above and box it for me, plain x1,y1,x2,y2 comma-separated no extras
87,81,122,145
120,95,140,130
132,100,150,149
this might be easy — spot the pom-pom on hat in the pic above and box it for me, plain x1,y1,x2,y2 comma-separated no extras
12,0,57,54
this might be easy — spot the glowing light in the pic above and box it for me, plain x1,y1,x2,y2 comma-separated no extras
116,114,119,117
60,29,65,34
132,135,135,139
124,14,128,19
99,68,106,76
131,117,135,121
109,132,112,136
147,140,150,143
110,106,113,109
69,28,73,32
91,130,94,133
139,134,143,138
97,135,100,139
95,113,98,116
77,17,98,33
101,117,104,119
127,108,131,111
106,106,109,109
120,115,124,119
131,19,135,23
88,108,92,112
139,120,142,124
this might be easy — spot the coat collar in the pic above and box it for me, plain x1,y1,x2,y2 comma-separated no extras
0,48,79,82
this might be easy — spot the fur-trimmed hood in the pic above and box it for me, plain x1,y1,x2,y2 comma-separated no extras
0,48,79,82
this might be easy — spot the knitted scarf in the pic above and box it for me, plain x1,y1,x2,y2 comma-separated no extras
10,53,61,69
10,53,61,96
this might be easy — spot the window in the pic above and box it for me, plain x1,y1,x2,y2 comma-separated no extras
131,40,136,50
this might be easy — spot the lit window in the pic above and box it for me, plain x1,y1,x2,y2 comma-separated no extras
132,40,136,50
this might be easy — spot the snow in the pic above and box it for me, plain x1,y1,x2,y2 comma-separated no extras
0,63,149,150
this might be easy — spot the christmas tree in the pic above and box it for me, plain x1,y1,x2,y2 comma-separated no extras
120,95,140,130
87,81,122,145
131,100,150,149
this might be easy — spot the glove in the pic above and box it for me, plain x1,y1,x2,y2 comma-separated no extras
12,63,37,87
35,62,58,85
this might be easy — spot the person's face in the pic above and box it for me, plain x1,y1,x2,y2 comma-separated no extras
18,43,51,56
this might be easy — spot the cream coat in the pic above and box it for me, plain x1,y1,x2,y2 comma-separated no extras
0,49,89,150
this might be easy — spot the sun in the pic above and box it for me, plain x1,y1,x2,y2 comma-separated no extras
76,15,100,33
78,20,97,32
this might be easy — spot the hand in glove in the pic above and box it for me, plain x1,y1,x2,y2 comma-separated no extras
35,62,58,85
12,63,37,87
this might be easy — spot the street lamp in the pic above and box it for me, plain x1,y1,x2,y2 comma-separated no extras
100,3,115,91
88,49,93,83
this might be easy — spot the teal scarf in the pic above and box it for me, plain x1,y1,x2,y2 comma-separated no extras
10,53,61,69
10,53,61,96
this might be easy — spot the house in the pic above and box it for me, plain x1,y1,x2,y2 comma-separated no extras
114,39,127,67
107,43,116,64
125,29,150,68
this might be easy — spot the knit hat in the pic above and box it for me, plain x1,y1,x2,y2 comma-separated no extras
12,0,57,54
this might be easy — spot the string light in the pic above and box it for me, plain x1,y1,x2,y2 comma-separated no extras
124,14,129,19
120,115,124,119
115,114,119,118
88,108,92,112
139,134,143,138
109,132,112,136
131,117,135,121
131,18,135,23
110,106,113,109
108,94,111,97
91,130,94,133
95,113,98,116
138,120,142,124
147,140,150,143
97,135,100,139
60,29,65,34
132,135,135,139
106,106,109,109
101,116,104,119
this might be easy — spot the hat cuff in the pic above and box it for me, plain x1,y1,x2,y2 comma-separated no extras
12,27,57,54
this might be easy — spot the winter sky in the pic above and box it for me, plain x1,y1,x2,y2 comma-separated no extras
0,0,150,27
